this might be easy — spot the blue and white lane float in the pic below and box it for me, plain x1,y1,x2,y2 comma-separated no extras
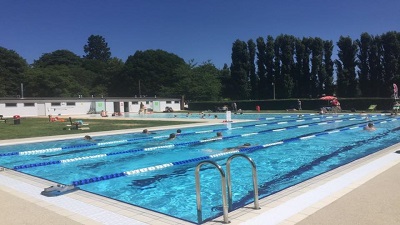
1,113,376,157
257,113,340,120
13,116,365,170
4,114,384,157
13,116,381,170
71,117,398,186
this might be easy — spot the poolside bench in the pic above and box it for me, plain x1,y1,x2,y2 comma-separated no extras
368,105,377,112
64,121,90,130
0,115,6,123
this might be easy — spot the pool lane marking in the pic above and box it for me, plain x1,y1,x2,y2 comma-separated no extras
13,116,380,170
16,114,385,156
1,114,368,157
69,117,397,186
13,116,365,170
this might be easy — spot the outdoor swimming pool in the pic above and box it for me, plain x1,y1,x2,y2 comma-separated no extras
120,111,264,120
1,113,399,224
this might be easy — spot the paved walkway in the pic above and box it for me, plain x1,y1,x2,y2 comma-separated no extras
0,187,85,225
297,161,400,225
1,153,399,225
1,116,400,224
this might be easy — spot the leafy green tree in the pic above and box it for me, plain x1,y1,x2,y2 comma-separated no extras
368,35,384,97
190,63,221,100
25,65,95,97
381,31,400,97
274,35,295,98
335,59,346,96
357,33,372,97
256,37,267,99
294,37,313,98
32,50,82,68
336,36,358,97
301,38,312,98
219,63,233,98
114,49,185,97
323,40,334,95
310,38,324,97
83,35,111,62
273,37,281,99
161,62,221,101
265,36,275,99
0,47,28,97
294,38,305,98
248,39,258,99
230,40,250,100
82,57,124,97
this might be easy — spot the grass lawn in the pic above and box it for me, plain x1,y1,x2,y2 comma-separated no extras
0,117,195,140
0,110,323,140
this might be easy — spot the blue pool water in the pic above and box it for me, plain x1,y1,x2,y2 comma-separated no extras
121,111,265,120
1,113,400,224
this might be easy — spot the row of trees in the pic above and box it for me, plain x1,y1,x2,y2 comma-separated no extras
1,31,400,100
231,31,400,100
0,35,221,100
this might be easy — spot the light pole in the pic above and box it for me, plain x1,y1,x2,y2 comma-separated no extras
272,83,276,100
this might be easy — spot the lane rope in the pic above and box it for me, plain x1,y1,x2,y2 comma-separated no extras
13,116,367,170
67,117,398,186
3,113,383,157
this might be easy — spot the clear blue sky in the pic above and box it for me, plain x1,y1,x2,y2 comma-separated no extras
1,0,399,68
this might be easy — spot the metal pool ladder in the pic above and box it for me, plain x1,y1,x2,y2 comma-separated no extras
226,153,260,211
195,154,260,224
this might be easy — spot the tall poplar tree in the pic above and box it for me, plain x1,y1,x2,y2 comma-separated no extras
310,38,324,97
301,38,312,98
357,32,372,97
265,36,275,99
294,38,305,98
368,35,384,97
230,40,250,100
274,35,295,98
381,31,400,97
248,39,258,99
219,63,233,98
336,36,358,97
256,37,267,99
323,40,334,95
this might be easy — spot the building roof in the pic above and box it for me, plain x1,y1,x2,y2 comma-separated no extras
0,97,181,103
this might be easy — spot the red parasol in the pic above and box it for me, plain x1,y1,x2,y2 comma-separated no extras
320,96,336,101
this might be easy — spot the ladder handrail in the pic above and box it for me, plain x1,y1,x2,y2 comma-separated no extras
195,160,230,224
226,153,260,211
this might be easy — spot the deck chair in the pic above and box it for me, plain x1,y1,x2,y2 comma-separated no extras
368,105,377,112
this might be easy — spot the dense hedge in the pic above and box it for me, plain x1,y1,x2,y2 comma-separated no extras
188,98,396,112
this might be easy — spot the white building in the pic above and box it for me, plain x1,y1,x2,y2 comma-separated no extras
0,97,183,118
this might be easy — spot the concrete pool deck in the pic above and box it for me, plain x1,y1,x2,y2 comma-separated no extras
1,118,400,224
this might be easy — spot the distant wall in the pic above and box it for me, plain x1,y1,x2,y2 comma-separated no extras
188,98,395,112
